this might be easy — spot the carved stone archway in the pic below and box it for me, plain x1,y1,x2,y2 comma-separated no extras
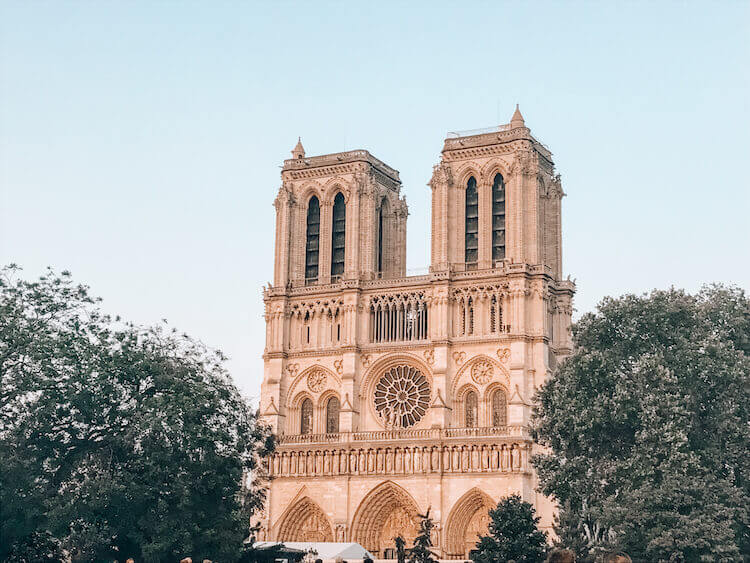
444,488,495,559
276,496,333,542
350,481,421,557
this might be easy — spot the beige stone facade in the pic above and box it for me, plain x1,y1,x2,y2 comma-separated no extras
258,108,575,559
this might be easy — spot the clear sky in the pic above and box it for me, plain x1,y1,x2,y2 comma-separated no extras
1,1,748,401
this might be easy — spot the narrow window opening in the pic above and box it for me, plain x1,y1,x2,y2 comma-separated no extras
492,389,507,427
465,390,478,427
304,196,320,283
326,396,340,434
377,200,385,274
300,398,313,434
331,193,346,279
465,177,478,266
492,174,506,262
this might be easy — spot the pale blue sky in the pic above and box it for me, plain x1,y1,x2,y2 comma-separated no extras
1,1,748,400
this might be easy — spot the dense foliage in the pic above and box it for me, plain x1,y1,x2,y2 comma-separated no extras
408,509,438,563
533,285,750,562
0,266,273,562
471,494,548,563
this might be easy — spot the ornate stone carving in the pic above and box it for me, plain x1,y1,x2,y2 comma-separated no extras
286,363,299,378
471,360,493,385
333,358,343,375
373,365,430,428
452,351,466,365
496,348,510,363
423,348,434,366
307,369,327,393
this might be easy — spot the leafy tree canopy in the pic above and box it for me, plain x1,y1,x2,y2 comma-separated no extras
533,285,750,562
471,494,548,563
0,266,273,562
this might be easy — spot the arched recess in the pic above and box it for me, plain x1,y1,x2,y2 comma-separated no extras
444,488,495,559
350,481,422,556
276,496,334,542
450,355,509,400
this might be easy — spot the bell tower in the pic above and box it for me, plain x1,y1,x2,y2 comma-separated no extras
430,106,564,280
271,141,408,289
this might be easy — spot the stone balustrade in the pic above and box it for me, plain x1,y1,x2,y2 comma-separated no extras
276,425,529,445
268,429,531,478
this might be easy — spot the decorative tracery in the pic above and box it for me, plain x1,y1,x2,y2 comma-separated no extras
369,291,428,343
373,365,430,428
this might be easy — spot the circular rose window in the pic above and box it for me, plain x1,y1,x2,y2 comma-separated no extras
373,365,430,428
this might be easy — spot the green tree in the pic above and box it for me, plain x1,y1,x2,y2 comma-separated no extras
471,494,548,563
0,266,274,562
395,535,407,563
533,285,750,562
408,509,437,563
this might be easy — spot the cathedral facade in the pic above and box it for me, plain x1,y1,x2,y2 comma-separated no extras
257,107,575,559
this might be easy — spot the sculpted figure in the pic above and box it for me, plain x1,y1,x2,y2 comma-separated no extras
511,445,520,470
471,447,479,470
404,448,412,473
453,448,460,470
368,449,375,473
431,447,440,471
502,446,510,470
386,449,393,473
395,449,403,473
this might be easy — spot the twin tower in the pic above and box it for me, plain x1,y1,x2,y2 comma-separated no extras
258,107,575,559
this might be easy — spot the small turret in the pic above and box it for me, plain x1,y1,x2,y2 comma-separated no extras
291,137,305,159
510,104,525,129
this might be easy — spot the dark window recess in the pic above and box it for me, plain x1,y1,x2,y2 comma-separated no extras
300,398,313,434
326,396,340,433
465,177,478,264
492,173,506,261
331,193,346,277
305,196,320,282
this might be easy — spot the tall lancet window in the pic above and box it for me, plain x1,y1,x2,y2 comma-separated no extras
492,388,507,427
304,196,320,283
331,193,346,279
492,173,506,262
377,198,387,274
465,177,478,267
300,398,313,434
326,396,340,434
465,390,478,427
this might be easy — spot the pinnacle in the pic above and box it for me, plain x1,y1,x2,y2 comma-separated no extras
510,104,525,128
291,137,305,159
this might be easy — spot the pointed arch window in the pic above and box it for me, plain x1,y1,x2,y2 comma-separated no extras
492,388,507,427
326,396,340,434
300,398,313,434
305,196,320,283
465,177,478,267
331,193,346,279
377,198,387,275
465,390,478,427
492,173,506,262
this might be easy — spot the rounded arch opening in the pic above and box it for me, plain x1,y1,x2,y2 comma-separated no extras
444,488,495,559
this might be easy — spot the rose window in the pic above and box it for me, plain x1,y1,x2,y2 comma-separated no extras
373,365,430,428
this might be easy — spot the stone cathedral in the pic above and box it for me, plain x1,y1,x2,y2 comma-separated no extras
257,107,575,559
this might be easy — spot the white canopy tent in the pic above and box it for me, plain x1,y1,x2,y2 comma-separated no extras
254,542,373,561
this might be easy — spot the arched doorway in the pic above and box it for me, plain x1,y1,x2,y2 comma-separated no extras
444,488,495,559
276,496,333,542
351,481,421,557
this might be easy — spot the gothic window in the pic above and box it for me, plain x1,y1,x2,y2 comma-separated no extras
465,390,478,427
369,291,428,343
492,389,507,427
377,198,387,274
492,173,506,262
326,396,340,434
305,196,320,282
300,398,313,434
373,365,430,428
465,177,478,267
331,193,346,279
490,295,504,334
